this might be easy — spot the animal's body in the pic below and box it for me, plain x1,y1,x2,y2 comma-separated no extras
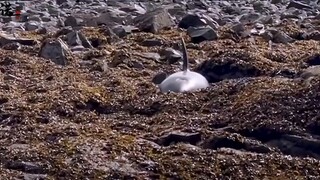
159,37,209,93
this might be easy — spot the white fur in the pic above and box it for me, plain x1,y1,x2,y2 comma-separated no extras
159,70,209,93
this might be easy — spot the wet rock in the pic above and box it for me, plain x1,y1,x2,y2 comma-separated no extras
66,31,82,46
303,30,320,41
156,131,201,146
239,13,261,23
287,1,312,9
64,15,83,27
178,13,209,29
187,26,218,43
305,54,320,66
231,23,245,35
39,38,70,65
300,66,320,79
141,52,161,61
250,23,265,35
78,32,93,48
0,32,36,46
5,161,45,174
132,8,174,33
159,47,182,64
263,28,294,44
25,21,41,31
152,72,167,84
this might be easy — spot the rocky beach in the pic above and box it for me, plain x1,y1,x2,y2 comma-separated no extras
0,0,320,179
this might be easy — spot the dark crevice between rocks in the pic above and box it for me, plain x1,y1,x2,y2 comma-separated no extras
200,135,272,154
127,102,163,117
305,54,320,66
156,132,202,146
195,58,262,83
74,98,116,114
237,127,284,143
237,127,320,159
5,161,47,174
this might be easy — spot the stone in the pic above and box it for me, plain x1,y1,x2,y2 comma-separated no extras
152,72,167,84
78,32,93,48
5,161,45,174
39,38,70,65
141,52,161,61
287,1,312,9
156,131,202,146
0,32,36,46
159,48,182,64
187,26,218,43
66,31,82,46
132,8,174,33
178,14,208,29
64,16,82,27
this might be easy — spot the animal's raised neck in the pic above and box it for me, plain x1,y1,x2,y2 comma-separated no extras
181,37,189,72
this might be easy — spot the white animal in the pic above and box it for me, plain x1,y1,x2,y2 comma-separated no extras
159,37,209,93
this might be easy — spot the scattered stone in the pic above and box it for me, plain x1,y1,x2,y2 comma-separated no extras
187,26,218,43
156,131,202,146
66,31,82,46
0,32,36,46
39,38,70,65
132,8,174,33
5,161,45,174
152,72,167,84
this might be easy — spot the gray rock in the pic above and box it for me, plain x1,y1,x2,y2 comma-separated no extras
142,52,161,61
178,13,206,29
23,173,48,180
300,66,320,79
156,131,202,146
303,30,320,40
132,61,144,69
239,13,261,23
262,28,294,44
272,30,294,44
0,32,36,46
64,16,83,27
39,38,70,65
187,26,218,43
231,23,245,34
132,8,174,33
152,72,167,84
95,10,126,26
111,25,127,38
56,0,68,4
178,13,219,30
78,32,93,48
159,48,182,64
287,1,312,9
25,21,41,31
66,31,82,46
71,45,87,52
5,161,45,174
